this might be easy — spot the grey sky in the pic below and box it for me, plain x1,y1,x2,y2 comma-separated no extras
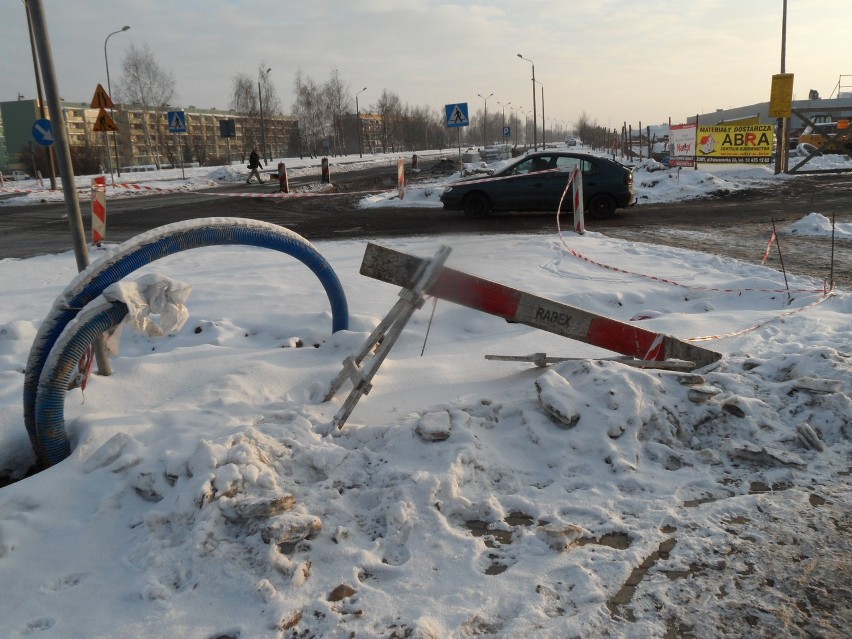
3,1,850,129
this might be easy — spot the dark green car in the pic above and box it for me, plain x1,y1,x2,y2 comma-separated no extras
440,151,636,219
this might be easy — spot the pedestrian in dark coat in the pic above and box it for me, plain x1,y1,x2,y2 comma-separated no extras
247,148,264,184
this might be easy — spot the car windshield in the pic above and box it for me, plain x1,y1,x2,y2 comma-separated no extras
503,154,598,176
503,155,552,175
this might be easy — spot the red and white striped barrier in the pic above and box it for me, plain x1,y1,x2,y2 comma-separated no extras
761,230,776,265
359,242,722,368
572,165,584,235
91,176,107,245
397,158,405,200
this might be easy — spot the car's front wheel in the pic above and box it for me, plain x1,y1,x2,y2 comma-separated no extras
462,192,492,218
587,194,616,219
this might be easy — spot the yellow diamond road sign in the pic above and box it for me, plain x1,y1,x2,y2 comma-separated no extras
93,108,118,132
90,83,114,109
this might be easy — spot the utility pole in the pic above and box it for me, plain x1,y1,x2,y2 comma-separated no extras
23,0,57,189
27,0,111,375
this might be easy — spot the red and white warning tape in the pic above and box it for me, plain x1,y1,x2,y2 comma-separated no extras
556,232,827,294
684,292,835,342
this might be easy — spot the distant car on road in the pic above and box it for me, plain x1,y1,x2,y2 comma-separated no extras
9,170,30,181
440,151,635,219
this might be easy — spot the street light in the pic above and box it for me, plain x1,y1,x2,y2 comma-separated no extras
517,54,537,150
535,80,545,147
258,67,271,163
518,107,526,146
104,25,129,177
356,86,367,158
511,107,519,146
477,92,493,146
497,100,511,141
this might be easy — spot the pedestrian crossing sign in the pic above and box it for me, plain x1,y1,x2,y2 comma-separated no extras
168,110,187,133
445,103,469,128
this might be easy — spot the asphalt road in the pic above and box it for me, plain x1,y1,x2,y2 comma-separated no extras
1,160,850,286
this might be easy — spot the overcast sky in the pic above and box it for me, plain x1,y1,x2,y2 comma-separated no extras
3,0,850,130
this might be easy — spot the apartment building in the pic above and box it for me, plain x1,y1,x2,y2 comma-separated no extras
0,97,299,172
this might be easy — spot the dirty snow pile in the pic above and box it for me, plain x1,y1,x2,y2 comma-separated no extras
0,208,849,638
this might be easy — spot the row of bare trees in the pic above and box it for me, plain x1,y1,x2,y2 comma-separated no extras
105,45,559,167
288,68,453,157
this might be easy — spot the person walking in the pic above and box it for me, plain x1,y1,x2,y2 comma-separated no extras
246,147,264,184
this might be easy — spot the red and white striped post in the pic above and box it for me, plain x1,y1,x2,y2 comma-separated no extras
277,162,289,193
572,165,585,235
91,175,107,245
397,157,405,200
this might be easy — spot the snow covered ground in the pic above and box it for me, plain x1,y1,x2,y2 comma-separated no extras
0,147,850,638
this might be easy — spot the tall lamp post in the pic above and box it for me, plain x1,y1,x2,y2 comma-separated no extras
477,92,493,146
258,67,271,163
776,0,788,174
517,54,537,150
104,25,129,177
355,86,367,158
512,107,520,146
535,80,545,148
497,100,511,142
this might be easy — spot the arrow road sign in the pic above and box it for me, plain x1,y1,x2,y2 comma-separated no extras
32,118,54,146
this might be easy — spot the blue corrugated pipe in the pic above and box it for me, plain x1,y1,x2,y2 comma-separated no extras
24,219,349,467
36,301,130,466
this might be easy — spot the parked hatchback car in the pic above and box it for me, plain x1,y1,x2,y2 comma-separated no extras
440,151,635,219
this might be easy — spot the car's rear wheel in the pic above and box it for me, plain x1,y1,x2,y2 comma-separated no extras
462,192,492,218
587,194,616,219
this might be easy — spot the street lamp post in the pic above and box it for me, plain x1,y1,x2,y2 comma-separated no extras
517,54,537,150
477,92,493,147
356,86,367,158
776,0,788,174
497,101,511,141
534,80,545,148
258,67,271,163
104,25,129,177
512,107,520,146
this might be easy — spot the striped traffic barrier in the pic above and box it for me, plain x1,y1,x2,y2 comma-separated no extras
91,175,107,245
359,242,722,369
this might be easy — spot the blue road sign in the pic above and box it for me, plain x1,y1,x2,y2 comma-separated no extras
32,118,54,146
503,126,511,137
445,103,470,128
168,110,187,133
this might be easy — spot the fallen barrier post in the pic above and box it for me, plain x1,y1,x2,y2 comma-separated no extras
359,242,722,369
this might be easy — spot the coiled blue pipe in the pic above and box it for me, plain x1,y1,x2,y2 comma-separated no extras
24,218,349,467
36,301,129,466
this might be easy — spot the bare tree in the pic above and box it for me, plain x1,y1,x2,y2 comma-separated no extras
292,71,326,157
258,63,281,160
373,89,402,153
323,68,350,155
230,63,283,161
231,72,259,159
115,43,175,168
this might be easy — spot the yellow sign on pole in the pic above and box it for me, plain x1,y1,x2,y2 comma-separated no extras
93,108,118,132
769,73,794,118
90,83,114,109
